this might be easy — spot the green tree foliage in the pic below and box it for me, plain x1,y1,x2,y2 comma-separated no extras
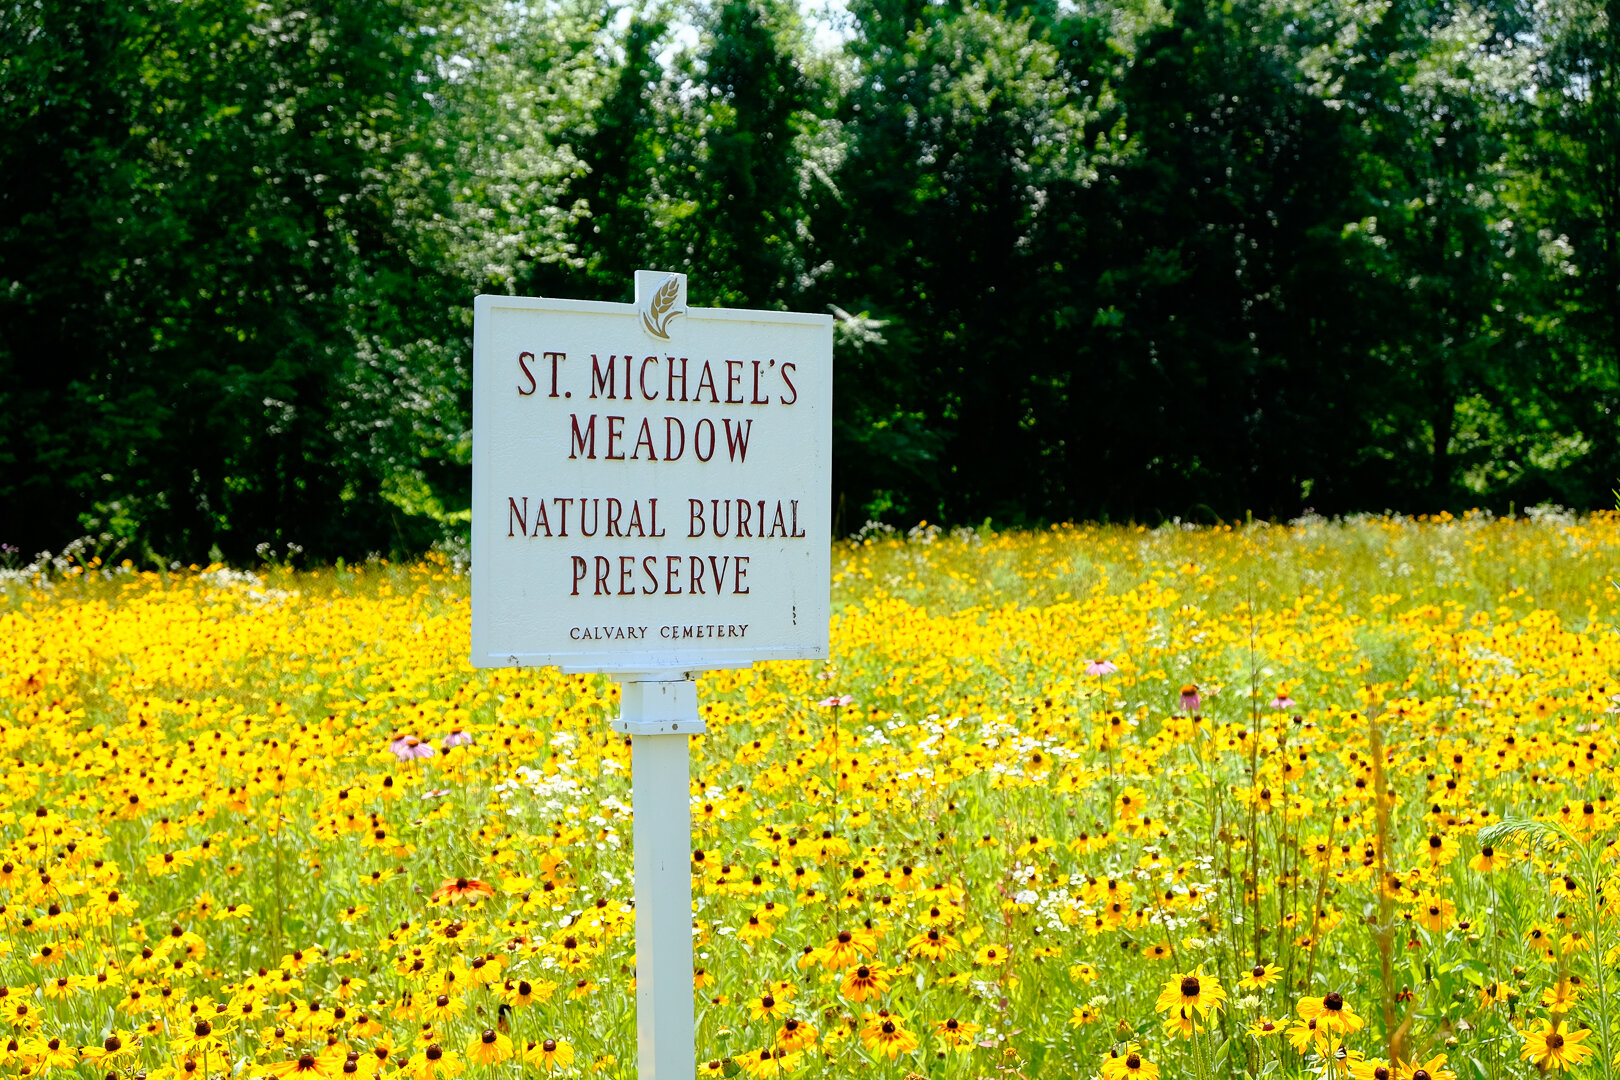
1,0,1615,558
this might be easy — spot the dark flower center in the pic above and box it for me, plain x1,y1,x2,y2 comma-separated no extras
426,1046,442,1061
1181,976,1201,997
1323,992,1343,1010
1548,1033,1566,1050
481,1031,496,1045
1126,1054,1142,1068
1251,965,1265,977
542,1040,557,1053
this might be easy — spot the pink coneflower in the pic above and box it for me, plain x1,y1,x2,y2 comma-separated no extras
1178,685,1202,713
442,729,474,749
390,735,436,761
1086,659,1119,676
817,695,855,708
1269,693,1296,710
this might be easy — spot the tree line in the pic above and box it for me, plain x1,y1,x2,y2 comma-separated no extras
1,0,1615,561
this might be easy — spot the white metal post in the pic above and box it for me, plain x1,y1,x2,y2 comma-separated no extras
612,677,703,1080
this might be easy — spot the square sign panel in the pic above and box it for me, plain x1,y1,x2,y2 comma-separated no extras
471,271,833,673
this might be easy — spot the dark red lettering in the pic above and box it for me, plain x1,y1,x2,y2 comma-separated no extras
633,418,658,461
664,417,686,461
695,361,719,403
569,415,596,459
517,352,537,396
590,355,618,399
723,418,752,462
546,351,566,397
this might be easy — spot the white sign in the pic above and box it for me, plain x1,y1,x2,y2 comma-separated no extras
470,271,833,673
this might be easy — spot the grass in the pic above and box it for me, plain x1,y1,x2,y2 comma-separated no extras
1,510,1618,1079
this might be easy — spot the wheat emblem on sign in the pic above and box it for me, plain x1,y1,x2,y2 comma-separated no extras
642,275,684,340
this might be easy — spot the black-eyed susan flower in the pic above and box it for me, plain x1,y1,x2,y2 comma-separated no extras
906,927,959,961
775,1018,817,1054
1238,963,1282,990
839,965,890,1003
262,1050,343,1080
464,1029,510,1066
1069,1005,1100,1027
742,1046,800,1077
1155,969,1225,1018
26,1036,80,1073
1348,1057,1393,1080
934,1017,979,1051
521,1038,574,1072
1520,1020,1591,1071
859,1017,918,1060
1394,1053,1454,1080
430,879,494,905
1296,991,1363,1034
1100,1044,1159,1079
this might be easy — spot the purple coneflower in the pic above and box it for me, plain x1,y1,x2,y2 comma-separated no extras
442,729,474,749
1086,659,1119,676
390,735,436,761
1178,684,1202,713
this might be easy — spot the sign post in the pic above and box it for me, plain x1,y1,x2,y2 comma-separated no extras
470,272,832,1080
613,677,701,1080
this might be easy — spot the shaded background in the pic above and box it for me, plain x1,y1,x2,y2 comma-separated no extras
2,0,1616,562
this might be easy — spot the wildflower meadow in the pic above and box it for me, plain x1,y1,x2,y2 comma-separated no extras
5,511,1620,1080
